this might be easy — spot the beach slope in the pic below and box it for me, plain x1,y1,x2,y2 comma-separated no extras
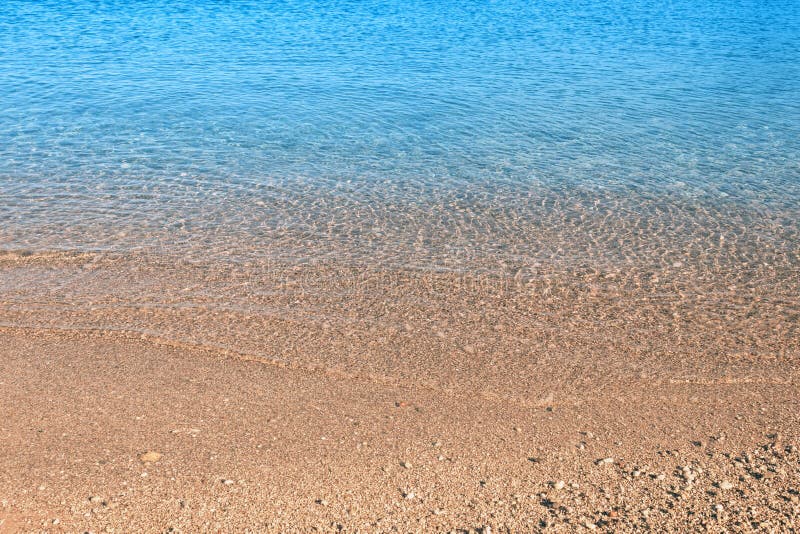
1,327,798,532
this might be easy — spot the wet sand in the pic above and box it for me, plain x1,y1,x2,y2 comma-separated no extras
1,252,799,531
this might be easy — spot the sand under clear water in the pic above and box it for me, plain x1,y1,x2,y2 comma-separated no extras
2,0,800,530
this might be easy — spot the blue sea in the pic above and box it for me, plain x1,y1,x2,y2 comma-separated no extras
1,0,799,271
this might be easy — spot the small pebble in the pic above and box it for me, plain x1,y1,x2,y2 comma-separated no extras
139,451,162,463
718,481,734,490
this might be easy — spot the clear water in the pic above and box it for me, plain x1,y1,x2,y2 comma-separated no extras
1,0,799,272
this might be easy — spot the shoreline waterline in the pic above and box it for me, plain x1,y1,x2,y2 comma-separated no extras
1,249,797,402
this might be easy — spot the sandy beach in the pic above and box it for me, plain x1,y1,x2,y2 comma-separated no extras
2,0,799,531
1,328,798,532
1,253,798,532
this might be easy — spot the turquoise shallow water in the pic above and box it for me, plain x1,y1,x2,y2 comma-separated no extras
1,0,799,271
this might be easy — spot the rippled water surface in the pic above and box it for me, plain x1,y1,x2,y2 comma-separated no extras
1,0,799,272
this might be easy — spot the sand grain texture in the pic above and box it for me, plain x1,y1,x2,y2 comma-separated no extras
1,327,798,532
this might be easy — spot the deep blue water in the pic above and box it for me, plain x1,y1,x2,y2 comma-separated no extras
1,0,799,269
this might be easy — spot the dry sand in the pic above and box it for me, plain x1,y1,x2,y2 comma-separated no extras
1,328,798,532
1,252,798,532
